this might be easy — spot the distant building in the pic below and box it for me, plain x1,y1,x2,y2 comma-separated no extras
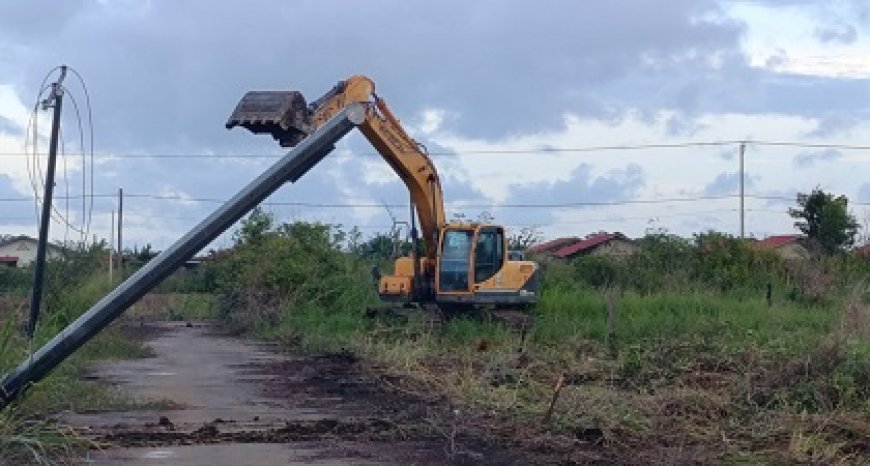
0,235,65,267
526,237,580,256
551,232,637,259
751,234,815,260
529,232,637,259
853,244,870,259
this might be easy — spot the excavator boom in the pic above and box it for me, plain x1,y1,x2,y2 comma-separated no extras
227,76,445,260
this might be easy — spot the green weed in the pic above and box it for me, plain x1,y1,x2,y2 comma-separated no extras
206,221,870,464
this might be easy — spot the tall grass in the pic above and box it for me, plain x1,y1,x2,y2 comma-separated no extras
534,287,833,353
0,409,85,465
207,221,870,463
0,247,154,463
0,311,85,464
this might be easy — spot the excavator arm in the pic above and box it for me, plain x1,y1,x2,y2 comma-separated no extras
227,75,445,261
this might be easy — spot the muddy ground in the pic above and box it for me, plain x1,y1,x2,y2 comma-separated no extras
63,322,588,465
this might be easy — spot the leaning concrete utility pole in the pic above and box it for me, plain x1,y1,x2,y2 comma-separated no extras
27,65,67,338
0,103,365,409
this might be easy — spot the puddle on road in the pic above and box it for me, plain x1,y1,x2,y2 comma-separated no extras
141,450,174,459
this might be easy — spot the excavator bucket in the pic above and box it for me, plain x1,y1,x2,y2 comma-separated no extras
225,91,310,147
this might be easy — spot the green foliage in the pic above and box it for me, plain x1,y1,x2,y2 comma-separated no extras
213,215,378,333
628,231,696,291
165,294,218,321
233,206,275,246
0,266,29,293
789,188,860,254
542,231,788,295
352,233,398,265
569,255,626,288
122,243,159,270
692,231,781,291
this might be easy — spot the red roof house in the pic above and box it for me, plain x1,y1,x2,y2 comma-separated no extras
752,234,815,260
526,237,580,255
552,232,636,259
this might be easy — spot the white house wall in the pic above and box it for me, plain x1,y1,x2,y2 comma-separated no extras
0,239,63,267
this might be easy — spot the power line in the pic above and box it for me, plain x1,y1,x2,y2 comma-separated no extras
25,207,752,229
0,193,796,208
0,140,868,159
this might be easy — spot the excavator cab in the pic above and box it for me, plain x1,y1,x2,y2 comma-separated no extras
437,225,504,293
431,224,537,306
376,222,538,307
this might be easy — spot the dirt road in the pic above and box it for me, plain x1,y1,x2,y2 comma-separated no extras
65,322,544,465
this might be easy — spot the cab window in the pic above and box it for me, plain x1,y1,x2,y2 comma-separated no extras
474,228,504,283
439,230,472,291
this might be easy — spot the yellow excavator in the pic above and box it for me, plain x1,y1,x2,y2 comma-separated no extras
226,76,540,311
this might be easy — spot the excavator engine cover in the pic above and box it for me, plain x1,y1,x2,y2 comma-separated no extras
225,91,310,147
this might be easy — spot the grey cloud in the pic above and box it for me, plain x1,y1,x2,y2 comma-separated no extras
814,22,858,44
765,49,789,68
2,0,865,151
0,174,36,232
807,114,858,137
499,164,645,225
0,0,746,148
665,113,706,137
718,147,737,161
704,171,757,195
0,116,19,135
859,183,870,202
0,0,87,38
758,188,797,208
335,152,488,201
792,148,842,168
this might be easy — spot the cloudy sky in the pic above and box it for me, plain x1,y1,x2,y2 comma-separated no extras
1,0,869,251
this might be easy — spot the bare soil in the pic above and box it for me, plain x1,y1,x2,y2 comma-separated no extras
64,322,579,465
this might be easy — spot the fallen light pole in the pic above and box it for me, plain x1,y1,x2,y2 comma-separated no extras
0,104,365,410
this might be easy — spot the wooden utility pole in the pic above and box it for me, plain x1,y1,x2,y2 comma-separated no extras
109,210,114,283
739,142,746,238
117,188,123,276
